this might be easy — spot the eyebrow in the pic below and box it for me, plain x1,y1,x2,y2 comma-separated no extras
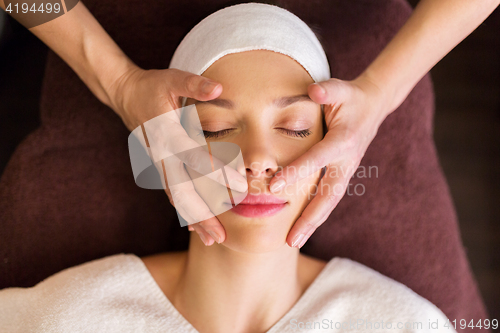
195,94,315,109
196,98,235,109
273,94,315,108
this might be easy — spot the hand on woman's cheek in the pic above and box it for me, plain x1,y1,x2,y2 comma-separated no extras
218,170,322,253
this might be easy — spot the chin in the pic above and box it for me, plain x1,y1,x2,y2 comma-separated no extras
217,208,300,254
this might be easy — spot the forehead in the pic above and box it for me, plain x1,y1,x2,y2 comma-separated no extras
185,50,316,111
205,50,313,96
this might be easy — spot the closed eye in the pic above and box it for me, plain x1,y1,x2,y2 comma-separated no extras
198,128,312,139
198,129,235,139
277,128,312,138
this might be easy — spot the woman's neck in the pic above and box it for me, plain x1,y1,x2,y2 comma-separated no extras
172,234,308,333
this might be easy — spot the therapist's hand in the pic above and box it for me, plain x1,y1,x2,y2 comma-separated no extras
111,66,220,131
110,66,246,245
270,75,390,248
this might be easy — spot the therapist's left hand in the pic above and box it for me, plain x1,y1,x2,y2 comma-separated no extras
269,74,391,248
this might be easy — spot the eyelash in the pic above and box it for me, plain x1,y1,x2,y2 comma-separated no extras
278,128,312,138
198,128,312,139
199,129,234,139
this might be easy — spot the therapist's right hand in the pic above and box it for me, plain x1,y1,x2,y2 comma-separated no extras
109,65,246,245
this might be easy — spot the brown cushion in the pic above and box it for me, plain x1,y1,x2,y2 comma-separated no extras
0,0,488,328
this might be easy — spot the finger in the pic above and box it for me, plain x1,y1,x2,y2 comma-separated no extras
308,78,352,105
144,109,203,157
286,171,350,248
191,223,215,246
144,113,247,192
173,192,220,234
181,148,248,193
270,131,345,192
163,160,215,226
173,184,224,245
162,155,231,241
163,187,175,207
169,181,217,223
196,217,226,244
169,174,228,243
168,69,222,102
216,165,248,193
161,160,177,209
167,184,210,227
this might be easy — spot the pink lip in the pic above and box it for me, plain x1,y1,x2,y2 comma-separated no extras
231,194,287,217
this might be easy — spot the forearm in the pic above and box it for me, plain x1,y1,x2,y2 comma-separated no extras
361,0,500,115
0,0,137,110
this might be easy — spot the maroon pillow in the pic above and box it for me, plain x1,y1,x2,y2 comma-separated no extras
0,0,488,329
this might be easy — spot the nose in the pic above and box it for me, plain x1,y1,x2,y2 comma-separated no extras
238,141,279,179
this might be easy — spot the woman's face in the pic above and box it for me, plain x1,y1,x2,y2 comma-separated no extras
184,50,323,253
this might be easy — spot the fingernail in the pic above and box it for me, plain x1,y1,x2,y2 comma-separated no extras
188,225,194,231
207,230,222,244
232,179,248,192
202,81,218,95
298,235,309,248
270,179,286,193
197,231,209,245
313,83,326,95
291,234,305,248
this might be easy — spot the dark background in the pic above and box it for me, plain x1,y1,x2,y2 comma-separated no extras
1,0,499,322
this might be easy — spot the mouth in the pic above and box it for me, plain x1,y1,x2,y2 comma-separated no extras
230,194,287,217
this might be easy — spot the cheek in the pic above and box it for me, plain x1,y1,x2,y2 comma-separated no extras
282,169,322,220
275,131,323,168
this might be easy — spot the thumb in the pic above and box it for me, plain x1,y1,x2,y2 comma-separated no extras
308,78,352,105
168,69,222,102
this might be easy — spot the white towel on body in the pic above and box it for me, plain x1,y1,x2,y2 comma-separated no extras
0,254,455,332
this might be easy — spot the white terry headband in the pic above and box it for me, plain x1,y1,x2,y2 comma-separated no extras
169,3,331,83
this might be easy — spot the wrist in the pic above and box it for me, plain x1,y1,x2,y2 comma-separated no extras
91,52,139,112
98,56,140,112
353,69,395,125
357,61,418,118
76,12,140,113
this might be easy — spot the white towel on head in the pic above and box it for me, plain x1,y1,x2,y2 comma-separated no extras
169,2,331,83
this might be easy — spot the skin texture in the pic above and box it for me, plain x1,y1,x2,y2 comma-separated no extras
142,50,328,333
1,0,499,246
183,50,323,251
